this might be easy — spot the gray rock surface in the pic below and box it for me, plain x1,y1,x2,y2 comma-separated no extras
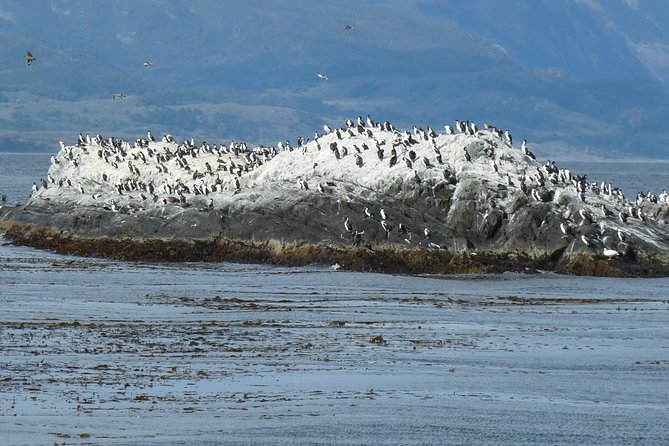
3,120,669,265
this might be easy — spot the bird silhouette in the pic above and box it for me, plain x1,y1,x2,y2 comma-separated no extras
25,51,35,66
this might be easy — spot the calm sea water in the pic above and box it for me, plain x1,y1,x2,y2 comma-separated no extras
1,242,668,445
1,152,669,444
559,160,669,198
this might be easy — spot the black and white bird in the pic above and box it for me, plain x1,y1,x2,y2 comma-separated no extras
504,130,513,145
344,217,353,232
143,60,153,67
317,72,328,80
26,51,36,66
521,139,536,160
381,219,391,236
352,230,364,246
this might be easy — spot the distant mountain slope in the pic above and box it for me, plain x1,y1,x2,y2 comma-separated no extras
0,0,668,158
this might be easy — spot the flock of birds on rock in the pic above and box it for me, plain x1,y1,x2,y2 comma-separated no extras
28,113,669,259
35,131,281,212
321,119,668,257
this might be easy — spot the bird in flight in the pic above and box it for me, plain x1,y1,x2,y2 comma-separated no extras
345,25,355,30
143,60,153,68
112,93,127,100
317,72,328,80
25,51,35,66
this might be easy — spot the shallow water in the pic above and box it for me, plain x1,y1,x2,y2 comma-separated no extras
1,241,668,445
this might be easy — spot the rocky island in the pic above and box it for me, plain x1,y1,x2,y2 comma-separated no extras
2,117,668,276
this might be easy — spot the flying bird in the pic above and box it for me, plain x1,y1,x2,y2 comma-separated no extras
112,93,126,100
25,51,35,66
345,25,355,30
317,72,328,80
143,60,153,68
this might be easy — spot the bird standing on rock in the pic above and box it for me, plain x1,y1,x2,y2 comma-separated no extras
603,249,619,260
344,217,353,232
504,130,513,145
381,219,391,237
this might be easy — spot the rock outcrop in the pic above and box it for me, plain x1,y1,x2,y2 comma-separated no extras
2,119,669,271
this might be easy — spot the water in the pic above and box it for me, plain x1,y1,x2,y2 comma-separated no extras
0,152,52,205
1,152,669,444
1,242,668,445
559,160,669,198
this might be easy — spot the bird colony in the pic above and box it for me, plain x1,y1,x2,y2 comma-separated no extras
28,117,669,259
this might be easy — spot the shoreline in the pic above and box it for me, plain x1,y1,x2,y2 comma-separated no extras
4,248,667,445
2,219,668,277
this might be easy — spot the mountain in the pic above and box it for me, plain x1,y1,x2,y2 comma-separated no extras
0,0,668,158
